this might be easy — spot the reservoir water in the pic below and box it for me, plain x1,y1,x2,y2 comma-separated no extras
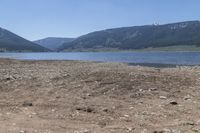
0,52,200,65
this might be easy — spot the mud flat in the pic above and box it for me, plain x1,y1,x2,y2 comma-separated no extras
0,59,200,133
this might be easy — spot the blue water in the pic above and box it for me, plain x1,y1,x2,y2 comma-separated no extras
0,52,200,65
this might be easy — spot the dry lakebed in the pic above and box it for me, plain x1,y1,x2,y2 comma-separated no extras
0,59,200,133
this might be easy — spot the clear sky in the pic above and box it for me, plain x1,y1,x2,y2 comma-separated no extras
0,0,200,41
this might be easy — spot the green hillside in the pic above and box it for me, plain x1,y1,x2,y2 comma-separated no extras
59,21,200,51
0,27,49,52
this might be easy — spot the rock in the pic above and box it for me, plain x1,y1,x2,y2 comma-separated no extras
184,121,195,126
148,88,157,91
55,96,61,99
192,127,200,132
162,128,171,132
184,95,192,100
82,129,91,133
6,77,11,80
159,96,167,99
153,129,171,133
75,129,91,133
126,127,135,132
141,129,147,133
171,128,181,133
76,107,95,113
169,101,178,105
102,108,109,112
124,114,129,117
153,131,164,133
22,101,33,107
98,121,107,128
5,75,16,81
86,93,92,97
19,130,27,133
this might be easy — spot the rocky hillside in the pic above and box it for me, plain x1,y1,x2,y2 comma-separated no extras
59,21,200,51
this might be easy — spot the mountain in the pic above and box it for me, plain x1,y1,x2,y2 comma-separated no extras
34,37,74,51
0,27,49,52
59,21,200,51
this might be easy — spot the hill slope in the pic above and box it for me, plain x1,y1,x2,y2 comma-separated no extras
59,21,200,51
0,27,49,52
34,37,74,51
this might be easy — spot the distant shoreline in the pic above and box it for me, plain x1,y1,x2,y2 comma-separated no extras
127,62,199,68
0,58,199,68
2,49,200,53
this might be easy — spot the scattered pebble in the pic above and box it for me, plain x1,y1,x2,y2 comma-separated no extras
159,96,167,99
153,131,164,133
98,121,107,128
169,101,178,105
141,129,147,133
22,101,33,107
19,130,27,133
76,107,95,113
102,108,109,112
171,128,181,133
184,95,192,100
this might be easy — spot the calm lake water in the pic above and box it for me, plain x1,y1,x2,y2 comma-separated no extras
0,52,200,65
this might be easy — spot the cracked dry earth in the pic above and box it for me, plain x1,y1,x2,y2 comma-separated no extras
0,59,200,133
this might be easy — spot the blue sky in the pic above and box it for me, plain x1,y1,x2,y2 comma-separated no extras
0,0,200,40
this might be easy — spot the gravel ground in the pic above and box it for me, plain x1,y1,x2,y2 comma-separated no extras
0,59,200,133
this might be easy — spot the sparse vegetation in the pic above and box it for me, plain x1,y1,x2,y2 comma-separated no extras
59,21,200,51
0,28,49,52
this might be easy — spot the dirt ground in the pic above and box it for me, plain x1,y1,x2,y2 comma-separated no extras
0,59,200,133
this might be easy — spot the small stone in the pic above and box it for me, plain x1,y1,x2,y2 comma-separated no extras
22,102,33,107
129,106,134,109
124,114,129,117
55,96,61,99
126,127,135,132
170,101,178,105
139,89,143,92
19,130,27,133
141,129,148,133
153,131,164,133
192,127,200,132
86,93,92,96
159,96,167,99
102,108,109,112
162,128,171,132
6,77,11,80
149,88,157,91
82,129,91,133
98,121,107,128
171,128,181,133
185,121,195,126
184,95,191,100
76,107,95,113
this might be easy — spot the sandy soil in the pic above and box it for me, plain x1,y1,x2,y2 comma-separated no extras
0,59,200,133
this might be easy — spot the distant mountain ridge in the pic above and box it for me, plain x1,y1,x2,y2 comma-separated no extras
34,37,74,50
59,21,200,51
0,27,49,52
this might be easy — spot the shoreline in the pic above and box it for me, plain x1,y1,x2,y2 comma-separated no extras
0,59,200,132
0,57,200,68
